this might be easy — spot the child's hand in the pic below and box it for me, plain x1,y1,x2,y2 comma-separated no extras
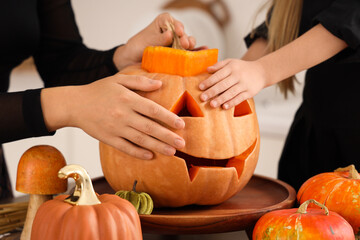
199,59,267,109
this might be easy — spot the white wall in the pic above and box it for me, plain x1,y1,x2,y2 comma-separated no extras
4,0,303,199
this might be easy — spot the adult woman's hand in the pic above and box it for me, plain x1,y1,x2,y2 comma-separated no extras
41,73,186,160
113,12,196,70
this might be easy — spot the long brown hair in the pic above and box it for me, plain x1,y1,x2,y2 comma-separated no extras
265,0,303,97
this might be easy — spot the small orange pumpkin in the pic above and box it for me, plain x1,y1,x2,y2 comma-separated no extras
297,165,360,237
100,41,260,207
252,199,355,240
31,165,142,240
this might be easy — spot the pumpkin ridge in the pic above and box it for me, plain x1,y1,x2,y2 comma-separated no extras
323,180,346,208
298,174,341,203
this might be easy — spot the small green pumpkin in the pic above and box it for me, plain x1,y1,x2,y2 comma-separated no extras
115,180,153,215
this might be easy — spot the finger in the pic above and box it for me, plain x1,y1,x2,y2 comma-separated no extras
210,83,245,108
187,36,196,50
130,114,185,149
222,92,250,110
207,59,231,73
107,137,154,160
132,98,185,130
158,12,174,32
160,30,173,46
124,127,177,156
115,74,162,92
179,33,190,49
173,20,185,37
199,67,232,100
193,45,208,51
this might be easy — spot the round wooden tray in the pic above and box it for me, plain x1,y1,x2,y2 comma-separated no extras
93,174,296,235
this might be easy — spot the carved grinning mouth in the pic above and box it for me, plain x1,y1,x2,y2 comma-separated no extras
174,140,257,181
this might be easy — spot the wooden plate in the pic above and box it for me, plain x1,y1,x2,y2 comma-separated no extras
93,174,296,235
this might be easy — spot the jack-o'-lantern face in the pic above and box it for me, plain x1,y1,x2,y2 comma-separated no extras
100,47,260,207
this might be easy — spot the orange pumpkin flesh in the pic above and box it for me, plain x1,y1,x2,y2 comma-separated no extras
297,165,360,237
100,47,260,207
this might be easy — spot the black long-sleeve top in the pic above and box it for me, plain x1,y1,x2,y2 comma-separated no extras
0,0,119,143
246,0,360,128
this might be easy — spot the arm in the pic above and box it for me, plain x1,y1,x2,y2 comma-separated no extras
41,75,185,160
199,24,347,109
241,37,268,61
38,12,194,159
2,0,193,158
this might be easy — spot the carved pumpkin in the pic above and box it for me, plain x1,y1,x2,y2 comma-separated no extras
100,46,260,207
31,165,142,240
253,199,355,240
297,165,360,237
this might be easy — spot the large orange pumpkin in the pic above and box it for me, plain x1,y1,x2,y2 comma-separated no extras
252,199,355,240
31,165,142,240
100,45,260,207
297,165,360,237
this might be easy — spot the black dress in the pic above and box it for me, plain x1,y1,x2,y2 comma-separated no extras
246,0,360,191
0,0,119,198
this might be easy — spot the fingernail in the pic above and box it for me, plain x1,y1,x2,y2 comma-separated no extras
149,79,160,85
175,119,185,129
199,84,205,90
223,103,229,109
174,138,185,148
164,146,176,156
211,100,218,108
143,152,153,159
201,94,208,101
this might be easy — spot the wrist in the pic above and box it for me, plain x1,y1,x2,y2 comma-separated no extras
113,44,136,71
251,59,271,89
41,86,78,131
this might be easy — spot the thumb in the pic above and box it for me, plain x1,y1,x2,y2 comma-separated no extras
114,74,162,92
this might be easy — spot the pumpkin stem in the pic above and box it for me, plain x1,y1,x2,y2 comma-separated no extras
58,164,101,206
132,180,138,193
296,199,329,215
334,164,360,179
165,21,185,50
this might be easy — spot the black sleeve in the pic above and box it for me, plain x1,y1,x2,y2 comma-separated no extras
0,89,53,143
313,0,360,59
33,0,119,87
244,22,268,48
1,0,120,144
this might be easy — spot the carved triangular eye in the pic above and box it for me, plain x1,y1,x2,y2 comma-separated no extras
171,91,204,117
234,100,252,117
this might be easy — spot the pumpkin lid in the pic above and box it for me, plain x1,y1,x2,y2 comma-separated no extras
141,46,218,77
16,145,67,195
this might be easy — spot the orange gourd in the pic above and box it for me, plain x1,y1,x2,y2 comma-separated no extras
253,199,355,240
31,165,142,240
100,41,260,207
297,165,360,237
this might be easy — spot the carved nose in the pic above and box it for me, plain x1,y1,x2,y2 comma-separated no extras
170,91,204,117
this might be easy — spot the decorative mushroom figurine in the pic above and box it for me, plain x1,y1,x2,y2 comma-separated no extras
16,145,67,240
